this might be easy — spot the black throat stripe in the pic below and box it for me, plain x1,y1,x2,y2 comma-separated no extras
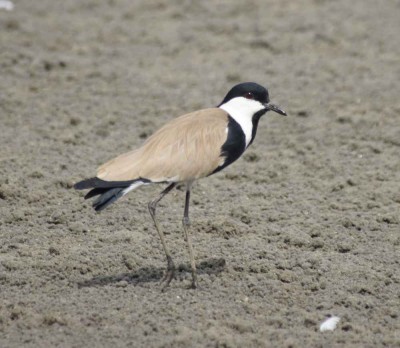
211,115,246,175
248,109,267,147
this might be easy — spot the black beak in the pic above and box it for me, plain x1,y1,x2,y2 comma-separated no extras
264,103,287,116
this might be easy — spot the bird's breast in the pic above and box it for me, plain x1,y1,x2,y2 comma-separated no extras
211,116,247,175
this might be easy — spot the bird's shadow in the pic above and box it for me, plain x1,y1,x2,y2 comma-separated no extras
77,257,226,288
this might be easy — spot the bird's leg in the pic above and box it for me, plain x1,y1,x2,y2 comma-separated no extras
182,189,197,289
148,183,176,290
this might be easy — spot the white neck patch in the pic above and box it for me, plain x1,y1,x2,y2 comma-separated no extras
219,97,265,147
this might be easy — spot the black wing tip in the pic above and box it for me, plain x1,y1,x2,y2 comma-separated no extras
74,178,98,190
74,177,142,190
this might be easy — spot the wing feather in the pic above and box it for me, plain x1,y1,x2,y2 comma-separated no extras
97,108,228,182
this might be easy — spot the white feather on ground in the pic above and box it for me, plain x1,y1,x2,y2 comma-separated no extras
0,0,14,11
319,316,340,332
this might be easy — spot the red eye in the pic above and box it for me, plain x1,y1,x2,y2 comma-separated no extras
244,92,254,99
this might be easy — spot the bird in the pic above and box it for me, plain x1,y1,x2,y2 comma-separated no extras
74,82,286,290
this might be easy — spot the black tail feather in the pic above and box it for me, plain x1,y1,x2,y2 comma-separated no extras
84,187,109,199
74,177,150,211
74,177,137,190
73,178,127,211
92,187,125,212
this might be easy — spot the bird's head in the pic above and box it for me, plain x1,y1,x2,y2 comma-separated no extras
218,82,286,118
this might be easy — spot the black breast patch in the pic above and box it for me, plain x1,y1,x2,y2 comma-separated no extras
210,116,246,175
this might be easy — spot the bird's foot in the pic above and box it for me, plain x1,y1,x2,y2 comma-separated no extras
160,256,176,291
187,280,197,290
188,272,198,290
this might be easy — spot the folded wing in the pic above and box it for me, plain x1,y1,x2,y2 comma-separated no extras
97,108,229,183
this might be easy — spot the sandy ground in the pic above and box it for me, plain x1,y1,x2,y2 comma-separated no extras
1,0,399,347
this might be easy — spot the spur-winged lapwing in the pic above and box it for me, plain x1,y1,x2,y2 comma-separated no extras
74,82,286,289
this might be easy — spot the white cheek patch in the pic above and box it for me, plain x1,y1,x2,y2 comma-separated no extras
219,97,265,147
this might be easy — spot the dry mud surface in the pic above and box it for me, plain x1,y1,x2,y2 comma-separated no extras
1,1,399,347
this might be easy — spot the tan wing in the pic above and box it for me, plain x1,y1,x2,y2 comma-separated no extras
97,108,229,182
